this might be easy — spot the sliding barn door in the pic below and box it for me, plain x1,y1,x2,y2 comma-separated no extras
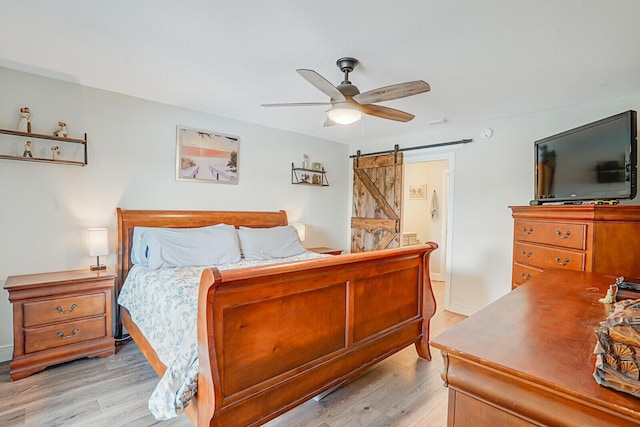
351,153,403,252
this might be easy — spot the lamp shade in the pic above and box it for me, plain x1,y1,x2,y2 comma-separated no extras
326,103,363,125
88,228,109,256
291,223,306,242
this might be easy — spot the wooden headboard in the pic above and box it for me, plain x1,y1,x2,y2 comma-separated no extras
115,208,289,295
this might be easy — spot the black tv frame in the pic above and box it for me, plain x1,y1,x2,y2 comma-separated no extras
533,110,637,204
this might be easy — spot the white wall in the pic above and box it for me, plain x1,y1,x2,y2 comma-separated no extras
353,93,640,316
0,67,350,362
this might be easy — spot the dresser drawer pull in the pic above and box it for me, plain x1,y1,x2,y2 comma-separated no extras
522,227,534,235
520,272,532,280
57,328,79,339
555,256,570,266
556,230,571,239
521,249,533,257
56,303,78,314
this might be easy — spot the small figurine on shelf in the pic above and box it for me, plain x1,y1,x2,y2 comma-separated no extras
18,107,32,133
54,121,68,138
23,141,33,158
51,145,61,160
302,154,309,169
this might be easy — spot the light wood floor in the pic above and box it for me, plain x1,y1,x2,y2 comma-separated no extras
0,281,466,427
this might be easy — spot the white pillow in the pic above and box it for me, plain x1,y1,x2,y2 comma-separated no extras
141,224,241,270
237,225,306,260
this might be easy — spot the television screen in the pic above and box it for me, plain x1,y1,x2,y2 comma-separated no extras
535,110,637,203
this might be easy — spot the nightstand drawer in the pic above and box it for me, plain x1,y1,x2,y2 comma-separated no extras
24,316,107,353
23,293,106,327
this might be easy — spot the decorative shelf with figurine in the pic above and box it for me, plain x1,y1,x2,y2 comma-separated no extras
291,162,329,187
0,108,87,166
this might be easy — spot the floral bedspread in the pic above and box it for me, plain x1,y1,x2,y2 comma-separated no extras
117,251,327,420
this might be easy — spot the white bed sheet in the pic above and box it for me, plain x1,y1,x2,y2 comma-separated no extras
117,251,328,420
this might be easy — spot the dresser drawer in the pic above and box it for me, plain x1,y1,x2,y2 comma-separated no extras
512,262,543,287
514,243,585,271
23,293,106,328
24,316,107,353
514,220,586,250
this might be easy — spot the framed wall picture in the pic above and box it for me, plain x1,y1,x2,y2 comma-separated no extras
408,184,426,199
176,126,239,184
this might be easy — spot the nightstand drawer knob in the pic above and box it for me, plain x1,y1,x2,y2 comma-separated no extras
57,328,79,339
56,303,78,314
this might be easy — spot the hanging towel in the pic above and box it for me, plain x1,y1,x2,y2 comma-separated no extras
431,190,439,219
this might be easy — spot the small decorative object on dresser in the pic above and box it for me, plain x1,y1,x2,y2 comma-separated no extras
4,268,115,380
312,162,322,170
54,121,68,138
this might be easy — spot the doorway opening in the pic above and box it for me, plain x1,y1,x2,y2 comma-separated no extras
402,151,454,311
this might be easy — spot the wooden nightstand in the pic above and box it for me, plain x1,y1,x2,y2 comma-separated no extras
307,247,343,256
4,268,115,380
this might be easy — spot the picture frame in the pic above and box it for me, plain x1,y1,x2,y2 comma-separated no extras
176,126,239,184
408,184,426,200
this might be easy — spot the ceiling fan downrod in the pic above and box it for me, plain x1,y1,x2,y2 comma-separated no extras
336,57,358,85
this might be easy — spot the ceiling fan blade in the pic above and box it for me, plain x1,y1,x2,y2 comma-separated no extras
261,102,331,107
359,104,415,122
297,69,346,102
353,80,430,105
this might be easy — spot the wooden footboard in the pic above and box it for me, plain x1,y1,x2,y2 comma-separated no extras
116,209,437,426
196,244,437,427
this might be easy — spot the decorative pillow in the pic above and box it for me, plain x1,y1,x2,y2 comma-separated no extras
137,225,241,270
237,225,307,260
131,226,151,266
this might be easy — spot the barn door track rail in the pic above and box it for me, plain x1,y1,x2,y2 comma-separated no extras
351,138,472,166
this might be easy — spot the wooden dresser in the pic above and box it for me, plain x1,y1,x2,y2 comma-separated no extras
4,268,115,380
431,269,640,426
510,205,640,289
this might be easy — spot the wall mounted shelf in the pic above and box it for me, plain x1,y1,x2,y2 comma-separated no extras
291,163,329,186
0,128,88,166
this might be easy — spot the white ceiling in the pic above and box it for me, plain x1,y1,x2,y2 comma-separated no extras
2,1,640,145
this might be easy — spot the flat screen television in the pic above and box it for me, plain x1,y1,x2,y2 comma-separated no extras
534,110,637,203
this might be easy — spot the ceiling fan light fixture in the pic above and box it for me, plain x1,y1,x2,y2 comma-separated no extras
326,104,363,125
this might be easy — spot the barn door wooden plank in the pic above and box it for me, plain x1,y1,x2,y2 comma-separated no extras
351,153,403,252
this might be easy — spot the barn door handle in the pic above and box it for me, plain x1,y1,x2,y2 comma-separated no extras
522,227,534,235
555,256,570,266
521,250,533,258
556,230,571,239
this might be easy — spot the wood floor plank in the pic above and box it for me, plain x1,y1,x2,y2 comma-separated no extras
0,281,465,426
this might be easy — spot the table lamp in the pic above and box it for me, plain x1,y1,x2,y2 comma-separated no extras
88,228,108,271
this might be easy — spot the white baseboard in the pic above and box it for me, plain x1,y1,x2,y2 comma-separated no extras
448,302,479,317
0,344,13,363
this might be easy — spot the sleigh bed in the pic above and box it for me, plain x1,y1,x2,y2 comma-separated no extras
116,208,438,426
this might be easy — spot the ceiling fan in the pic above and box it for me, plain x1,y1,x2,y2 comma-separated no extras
261,57,430,126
